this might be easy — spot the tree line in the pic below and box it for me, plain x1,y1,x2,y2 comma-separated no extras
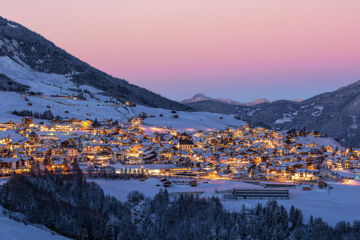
11,109,61,120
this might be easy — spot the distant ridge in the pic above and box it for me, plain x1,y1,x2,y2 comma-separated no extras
182,82,360,147
182,93,270,106
235,79,360,147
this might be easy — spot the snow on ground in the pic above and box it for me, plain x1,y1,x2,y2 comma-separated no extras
0,89,245,130
1,175,358,226
274,112,299,125
274,113,293,124
312,105,324,117
135,105,245,131
224,181,360,225
350,116,358,129
0,178,9,185
0,178,68,239
296,135,344,150
0,55,245,130
0,209,68,240
0,56,73,96
92,178,360,225
93,178,163,201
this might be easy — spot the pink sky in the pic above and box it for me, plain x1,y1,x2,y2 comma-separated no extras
2,0,360,101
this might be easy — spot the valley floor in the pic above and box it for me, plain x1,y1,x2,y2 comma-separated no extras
0,176,358,239
92,177,360,226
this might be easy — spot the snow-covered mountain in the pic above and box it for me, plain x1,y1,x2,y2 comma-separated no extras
182,93,269,106
242,98,270,106
0,17,246,131
236,80,360,147
0,16,191,111
181,84,360,147
0,53,244,130
182,93,213,104
182,94,271,115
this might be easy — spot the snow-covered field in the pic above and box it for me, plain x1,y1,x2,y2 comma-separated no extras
92,178,360,225
0,209,68,240
225,181,360,225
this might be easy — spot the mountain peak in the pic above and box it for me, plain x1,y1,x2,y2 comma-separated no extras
182,93,212,104
242,98,270,106
182,94,271,106
193,93,208,98
0,16,7,24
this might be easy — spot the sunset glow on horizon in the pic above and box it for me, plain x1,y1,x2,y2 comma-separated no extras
3,0,360,102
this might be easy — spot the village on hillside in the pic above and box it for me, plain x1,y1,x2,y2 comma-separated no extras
0,115,359,186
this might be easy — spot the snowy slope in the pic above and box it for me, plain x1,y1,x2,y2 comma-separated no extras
0,56,245,130
296,136,344,150
0,56,74,96
0,90,245,130
0,210,68,240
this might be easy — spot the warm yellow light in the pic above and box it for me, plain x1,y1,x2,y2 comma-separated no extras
342,179,360,186
82,120,92,128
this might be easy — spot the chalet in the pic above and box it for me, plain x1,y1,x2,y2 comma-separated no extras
83,145,96,154
189,180,197,187
96,151,113,162
124,101,136,107
28,132,40,144
130,118,142,127
100,166,116,175
302,185,312,191
177,139,194,152
67,118,83,126
52,159,66,172
318,180,328,189
39,134,58,140
67,148,79,158
22,117,33,126
50,148,63,156
0,157,30,173
141,149,157,163
292,169,319,181
61,138,82,148
53,124,73,132
163,181,172,188
233,129,244,138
